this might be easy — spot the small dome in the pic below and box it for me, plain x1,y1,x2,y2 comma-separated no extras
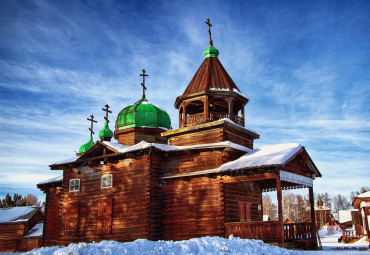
99,121,113,140
115,98,171,131
79,136,94,153
203,45,219,58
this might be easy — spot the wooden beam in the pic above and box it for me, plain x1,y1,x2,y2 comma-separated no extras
309,186,318,249
241,106,245,127
220,172,278,184
204,95,209,122
228,98,233,121
276,174,284,247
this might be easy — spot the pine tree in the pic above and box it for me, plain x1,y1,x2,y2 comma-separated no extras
333,194,351,212
0,193,39,208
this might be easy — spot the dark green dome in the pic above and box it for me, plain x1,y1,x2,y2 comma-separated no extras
99,121,113,140
115,98,171,131
79,136,94,153
203,45,219,58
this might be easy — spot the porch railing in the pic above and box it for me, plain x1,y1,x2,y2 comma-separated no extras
284,222,313,241
185,112,244,126
225,221,279,242
186,113,205,125
225,221,313,243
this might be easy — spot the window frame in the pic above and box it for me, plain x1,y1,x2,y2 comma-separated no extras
101,174,113,189
69,179,80,192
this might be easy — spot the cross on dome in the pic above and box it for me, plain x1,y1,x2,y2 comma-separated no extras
140,69,148,99
102,104,112,123
205,17,213,46
87,114,97,136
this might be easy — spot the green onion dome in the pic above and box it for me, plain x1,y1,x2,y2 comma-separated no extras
115,98,171,131
99,121,113,140
203,45,219,58
79,136,94,153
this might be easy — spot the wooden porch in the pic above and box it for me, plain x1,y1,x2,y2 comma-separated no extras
225,221,318,250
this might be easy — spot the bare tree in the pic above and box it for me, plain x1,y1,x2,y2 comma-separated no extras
262,194,277,220
23,194,41,206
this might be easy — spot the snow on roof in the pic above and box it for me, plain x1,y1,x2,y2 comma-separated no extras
38,175,63,185
357,191,370,198
53,141,251,166
315,205,331,211
222,118,258,134
338,209,358,223
218,143,302,172
53,156,78,165
163,143,304,179
0,207,39,223
24,222,43,237
103,140,251,154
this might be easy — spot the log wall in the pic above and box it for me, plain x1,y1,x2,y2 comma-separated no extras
42,187,62,246
162,176,224,240
115,128,168,146
224,181,263,223
0,223,25,252
16,237,42,252
163,149,242,176
164,121,257,149
57,154,153,246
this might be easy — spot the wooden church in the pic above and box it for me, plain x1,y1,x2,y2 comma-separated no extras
38,19,322,250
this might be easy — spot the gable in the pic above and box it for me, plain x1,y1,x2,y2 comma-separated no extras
78,142,119,160
283,150,321,178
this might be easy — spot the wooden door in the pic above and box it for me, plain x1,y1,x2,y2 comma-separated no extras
238,201,252,222
97,198,112,235
64,202,79,236
46,206,59,237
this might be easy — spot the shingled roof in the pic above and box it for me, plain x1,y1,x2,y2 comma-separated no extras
182,56,241,96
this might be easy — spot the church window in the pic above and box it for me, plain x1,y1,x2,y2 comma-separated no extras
69,179,80,192
101,174,113,189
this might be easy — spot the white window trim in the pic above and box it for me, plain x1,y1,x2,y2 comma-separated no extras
69,179,80,192
101,174,113,189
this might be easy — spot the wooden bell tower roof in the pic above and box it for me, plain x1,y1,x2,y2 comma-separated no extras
181,55,241,96
175,46,246,109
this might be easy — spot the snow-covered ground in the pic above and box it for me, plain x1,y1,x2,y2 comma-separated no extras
1,226,368,255
318,225,369,253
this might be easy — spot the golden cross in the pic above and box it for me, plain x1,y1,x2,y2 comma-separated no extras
102,104,112,123
140,69,148,99
87,114,97,136
205,17,213,46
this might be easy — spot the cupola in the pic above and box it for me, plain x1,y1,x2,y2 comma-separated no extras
99,104,114,142
79,136,94,154
77,114,97,155
114,69,171,146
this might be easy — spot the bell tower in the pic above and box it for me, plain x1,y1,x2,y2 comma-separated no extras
175,18,248,128
162,18,259,148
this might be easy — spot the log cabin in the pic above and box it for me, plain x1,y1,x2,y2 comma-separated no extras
353,191,370,241
0,207,43,252
38,19,322,250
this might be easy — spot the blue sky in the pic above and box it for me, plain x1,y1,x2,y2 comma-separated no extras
0,0,369,202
